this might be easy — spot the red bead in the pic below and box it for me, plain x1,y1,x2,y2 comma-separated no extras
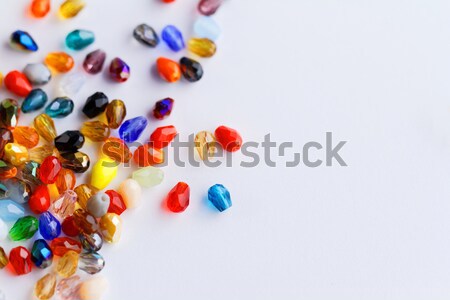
28,185,50,214
61,216,80,237
133,144,164,167
50,237,82,256
150,125,177,149
106,189,126,215
39,156,62,184
214,125,243,152
162,0,175,2
4,70,32,97
9,246,32,275
166,182,190,213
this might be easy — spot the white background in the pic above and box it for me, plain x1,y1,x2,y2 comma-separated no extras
1,0,450,299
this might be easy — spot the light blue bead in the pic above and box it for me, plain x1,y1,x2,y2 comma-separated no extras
45,97,74,118
208,184,232,212
162,25,185,52
194,16,221,41
66,30,95,50
119,116,148,143
0,200,25,222
22,89,48,113
39,212,61,241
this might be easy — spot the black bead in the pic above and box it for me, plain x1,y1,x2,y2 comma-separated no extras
179,57,203,82
54,130,85,153
82,92,109,118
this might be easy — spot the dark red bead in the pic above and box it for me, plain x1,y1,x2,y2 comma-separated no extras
150,125,177,149
28,185,50,214
39,156,62,184
214,125,243,152
153,98,174,120
106,189,126,215
166,182,190,213
61,216,80,237
9,246,32,275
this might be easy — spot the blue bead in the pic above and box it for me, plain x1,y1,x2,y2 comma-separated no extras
193,16,221,41
119,116,148,143
66,29,95,51
0,199,25,222
162,25,185,52
31,239,53,268
22,89,48,113
39,212,61,240
208,184,232,212
45,97,74,118
10,30,38,52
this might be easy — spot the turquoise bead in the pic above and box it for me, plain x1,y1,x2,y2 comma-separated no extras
66,30,95,50
208,184,232,212
193,16,221,41
45,97,74,118
0,199,25,222
22,89,48,113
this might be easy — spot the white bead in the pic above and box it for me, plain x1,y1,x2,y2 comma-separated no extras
118,179,142,208
59,72,86,96
87,192,110,218
79,277,108,300
23,63,52,85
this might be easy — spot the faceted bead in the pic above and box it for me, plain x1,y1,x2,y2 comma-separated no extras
99,213,122,243
59,72,86,96
21,161,41,186
195,131,218,160
79,277,108,300
132,166,164,188
166,182,190,213
55,168,76,194
29,145,57,163
83,49,106,74
0,199,25,221
45,52,74,73
56,275,82,300
31,0,50,18
3,178,31,203
208,184,232,212
0,99,20,129
34,114,57,142
13,126,39,148
9,215,38,240
180,57,204,82
109,57,130,82
62,216,79,236
50,237,82,256
81,121,110,142
31,239,53,268
55,131,85,153
35,273,56,300
4,70,32,97
73,209,98,234
52,190,77,219
102,137,132,163
90,157,118,190
23,63,52,85
66,29,95,50
79,232,103,252
156,57,181,82
39,211,61,240
9,246,32,275
22,89,48,113
45,97,74,118
194,16,221,40
0,160,17,180
118,179,142,208
119,116,147,143
105,99,126,129
60,151,90,173
10,30,38,52
82,91,109,118
133,24,159,47
3,143,29,166
215,125,243,152
105,189,126,215
150,125,177,149
153,97,174,120
198,0,223,16
56,250,79,278
133,144,164,167
74,184,97,210
39,156,62,184
161,25,185,52
87,192,110,218
79,252,105,274
0,128,13,157
188,38,217,57
59,0,85,18
29,185,50,214
0,247,8,269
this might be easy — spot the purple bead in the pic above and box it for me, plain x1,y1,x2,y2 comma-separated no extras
83,49,106,74
109,57,130,82
39,212,61,241
153,98,174,119
198,0,224,16
119,116,148,143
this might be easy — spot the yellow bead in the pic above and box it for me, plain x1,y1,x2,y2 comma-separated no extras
34,273,56,300
0,72,3,87
29,144,58,163
81,121,110,142
59,0,85,18
3,143,28,166
74,184,98,210
90,156,118,190
34,113,57,142
99,213,122,243
194,131,218,160
188,38,217,58
55,250,78,278
45,52,74,73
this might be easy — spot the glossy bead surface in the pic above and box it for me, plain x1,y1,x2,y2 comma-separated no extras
188,38,217,57
105,99,126,129
39,156,62,184
0,161,17,180
59,72,86,96
105,189,126,215
55,131,85,153
10,30,38,52
62,216,79,236
0,98,20,129
153,97,174,120
133,144,164,167
79,252,105,274
119,116,147,143
39,211,61,240
56,276,82,300
82,92,109,118
194,16,221,40
29,146,56,164
79,277,108,300
195,131,218,160
23,63,52,85
180,57,204,82
66,29,95,50
4,70,32,97
22,89,48,113
45,52,74,73
0,247,8,269
79,232,103,252
150,125,177,149
52,190,77,219
87,192,110,218
132,166,164,188
73,209,98,234
31,239,53,268
9,215,38,240
208,184,232,212
29,185,50,214
90,157,118,190
157,57,181,82
59,0,85,18
0,199,25,222
22,161,41,186
60,151,90,173
99,213,122,243
81,121,110,142
118,179,141,208
109,57,130,82
3,178,31,203
13,126,39,149
31,0,50,18
3,143,28,166
74,184,97,210
215,125,242,152
35,273,56,300
45,97,74,118
102,137,132,163
0,128,13,157
56,250,79,278
134,24,159,47
50,237,82,256
9,246,32,275
166,182,190,213
55,168,76,194
34,114,57,142
162,25,185,51
83,49,106,74
198,0,223,16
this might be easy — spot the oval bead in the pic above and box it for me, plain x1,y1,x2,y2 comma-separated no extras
59,0,85,18
4,70,32,97
31,0,50,18
90,157,118,190
208,184,232,212
79,252,105,274
193,16,221,40
23,63,52,85
13,126,40,148
74,184,98,210
119,116,147,143
45,52,74,73
3,143,29,166
109,57,130,83
81,121,110,142
105,99,126,129
39,211,61,240
156,57,181,83
9,215,39,241
0,199,25,222
31,239,53,269
101,137,132,163
50,237,82,256
45,97,74,118
161,25,185,52
9,246,32,275
0,98,20,129
10,30,38,52
29,185,50,214
132,166,164,188
22,89,48,113
33,113,57,142
56,250,79,278
180,57,204,82
65,29,95,50
118,179,142,208
59,151,90,173
86,192,110,218
99,213,122,243
188,38,217,57
83,49,106,74
34,273,56,300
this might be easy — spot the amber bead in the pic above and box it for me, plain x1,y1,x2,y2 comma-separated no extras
73,209,98,234
45,52,74,73
34,273,56,300
105,99,126,129
101,137,132,163
0,98,20,129
0,127,14,157
56,250,79,278
50,237,82,256
34,114,57,142
0,246,8,269
55,168,76,194
59,151,90,173
13,126,39,148
29,145,57,163
0,160,17,179
187,38,217,57
99,213,122,243
3,143,28,166
81,121,110,142
194,131,218,160
74,184,98,210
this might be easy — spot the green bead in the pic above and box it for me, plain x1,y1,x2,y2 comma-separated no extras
132,166,164,188
9,216,39,241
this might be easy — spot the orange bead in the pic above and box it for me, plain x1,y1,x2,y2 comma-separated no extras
55,168,76,194
13,126,39,148
31,0,50,18
45,52,74,73
133,144,164,167
101,137,132,163
0,161,17,179
156,57,181,83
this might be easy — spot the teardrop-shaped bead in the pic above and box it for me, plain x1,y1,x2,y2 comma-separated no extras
54,130,85,153
82,91,109,118
188,38,217,57
55,169,76,194
56,276,82,300
9,215,39,241
156,57,181,83
4,70,32,97
23,63,52,85
99,213,122,243
193,16,221,40
153,97,174,119
198,0,223,16
34,273,56,300
9,246,32,275
21,161,41,186
90,157,118,190
60,151,90,173
34,113,57,142
161,25,185,51
79,232,103,252
105,189,126,215
73,209,98,234
79,252,105,274
83,49,106,74
133,24,159,47
10,30,38,52
59,72,86,96
65,29,95,50
45,52,74,73
39,155,62,184
132,166,164,188
52,190,77,219
50,237,82,256
0,247,8,268
0,98,20,129
31,239,53,268
22,89,48,113
166,182,190,213
59,0,85,18
29,185,51,214
0,128,13,157
118,179,141,208
150,125,178,148
45,97,74,118
109,57,130,82
13,126,40,148
180,57,204,82
81,121,110,142
119,116,147,143
78,277,108,300
0,160,17,180
29,145,57,163
105,99,126,129
39,211,61,240
3,143,29,166
194,131,218,160
0,199,25,221
56,250,79,278
31,0,50,18
133,144,164,167
101,137,132,163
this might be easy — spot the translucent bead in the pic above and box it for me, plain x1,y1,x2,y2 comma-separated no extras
22,89,48,113
31,0,50,18
188,38,217,57
29,185,51,214
194,131,218,160
79,232,103,252
74,184,97,210
156,57,181,83
3,178,31,204
23,63,52,85
60,151,90,173
0,246,8,269
198,0,223,16
134,24,159,47
79,252,105,274
150,125,178,148
0,128,13,157
0,160,17,180
52,190,77,219
166,182,190,213
56,250,79,278
50,237,82,256
22,160,41,186
31,239,53,268
45,52,74,73
3,143,29,166
193,16,221,40
45,97,74,118
39,211,61,240
180,57,204,82
9,215,38,241
87,192,110,218
73,209,98,234
109,57,130,83
81,121,110,142
101,137,132,163
90,157,118,190
83,49,106,74
105,99,126,129
161,25,185,52
62,216,79,237
133,144,164,167
0,199,25,221
34,113,57,142
208,184,232,212
10,30,38,52
153,97,174,120
29,145,57,163
59,72,86,96
99,213,121,243
65,29,95,50
59,0,85,18
34,273,56,300
105,190,126,215
119,116,147,143
0,98,20,129
132,166,164,188
79,277,108,300
39,155,62,184
118,179,142,208
9,246,32,275
56,275,82,300
13,126,39,148
55,168,76,194
82,92,109,118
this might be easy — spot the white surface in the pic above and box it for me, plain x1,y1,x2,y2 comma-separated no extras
1,0,450,299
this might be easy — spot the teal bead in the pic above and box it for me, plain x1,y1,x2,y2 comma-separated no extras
45,97,74,118
66,30,95,51
208,184,232,212
193,16,221,41
0,199,25,222
22,89,48,113
9,216,38,241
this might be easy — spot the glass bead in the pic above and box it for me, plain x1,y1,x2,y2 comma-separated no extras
133,144,164,167
59,72,86,96
208,184,232,212
82,91,109,118
0,246,8,269
0,160,17,180
0,199,25,221
0,218,6,240
59,0,85,18
62,216,79,236
83,49,106,74
194,131,218,160
56,250,79,278
166,182,190,213
109,57,130,82
29,145,57,163
13,126,39,148
3,178,31,203
31,0,50,18
45,52,74,73
31,239,53,268
29,185,50,214
60,151,90,173
79,232,103,252
133,24,159,47
118,179,141,208
35,273,56,300
3,143,29,166
4,70,32,97
0,98,20,129
198,0,223,16
52,190,77,219
66,29,95,50
79,252,105,274
101,137,132,163
22,89,48,113
78,277,108,300
55,130,85,153
73,209,98,234
188,38,217,57
34,113,57,142
193,16,221,40
23,63,52,85
90,157,118,190
119,116,147,143
99,212,121,243
81,121,110,142
150,125,177,149
56,275,82,300
45,97,74,118
21,160,41,186
10,30,38,52
55,169,76,194
132,166,164,188
39,211,61,240
74,184,97,209
0,128,13,157
105,99,126,129
180,57,204,82
9,215,38,241
153,97,174,120
87,192,110,218
156,57,181,82
215,125,243,152
161,25,185,52
50,237,82,256
39,156,62,184
9,246,32,275
105,190,126,215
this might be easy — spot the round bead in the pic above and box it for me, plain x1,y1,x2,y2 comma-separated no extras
118,179,142,208
86,192,110,218
156,57,181,82
29,185,50,214
45,52,74,73
99,213,122,243
4,70,32,97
